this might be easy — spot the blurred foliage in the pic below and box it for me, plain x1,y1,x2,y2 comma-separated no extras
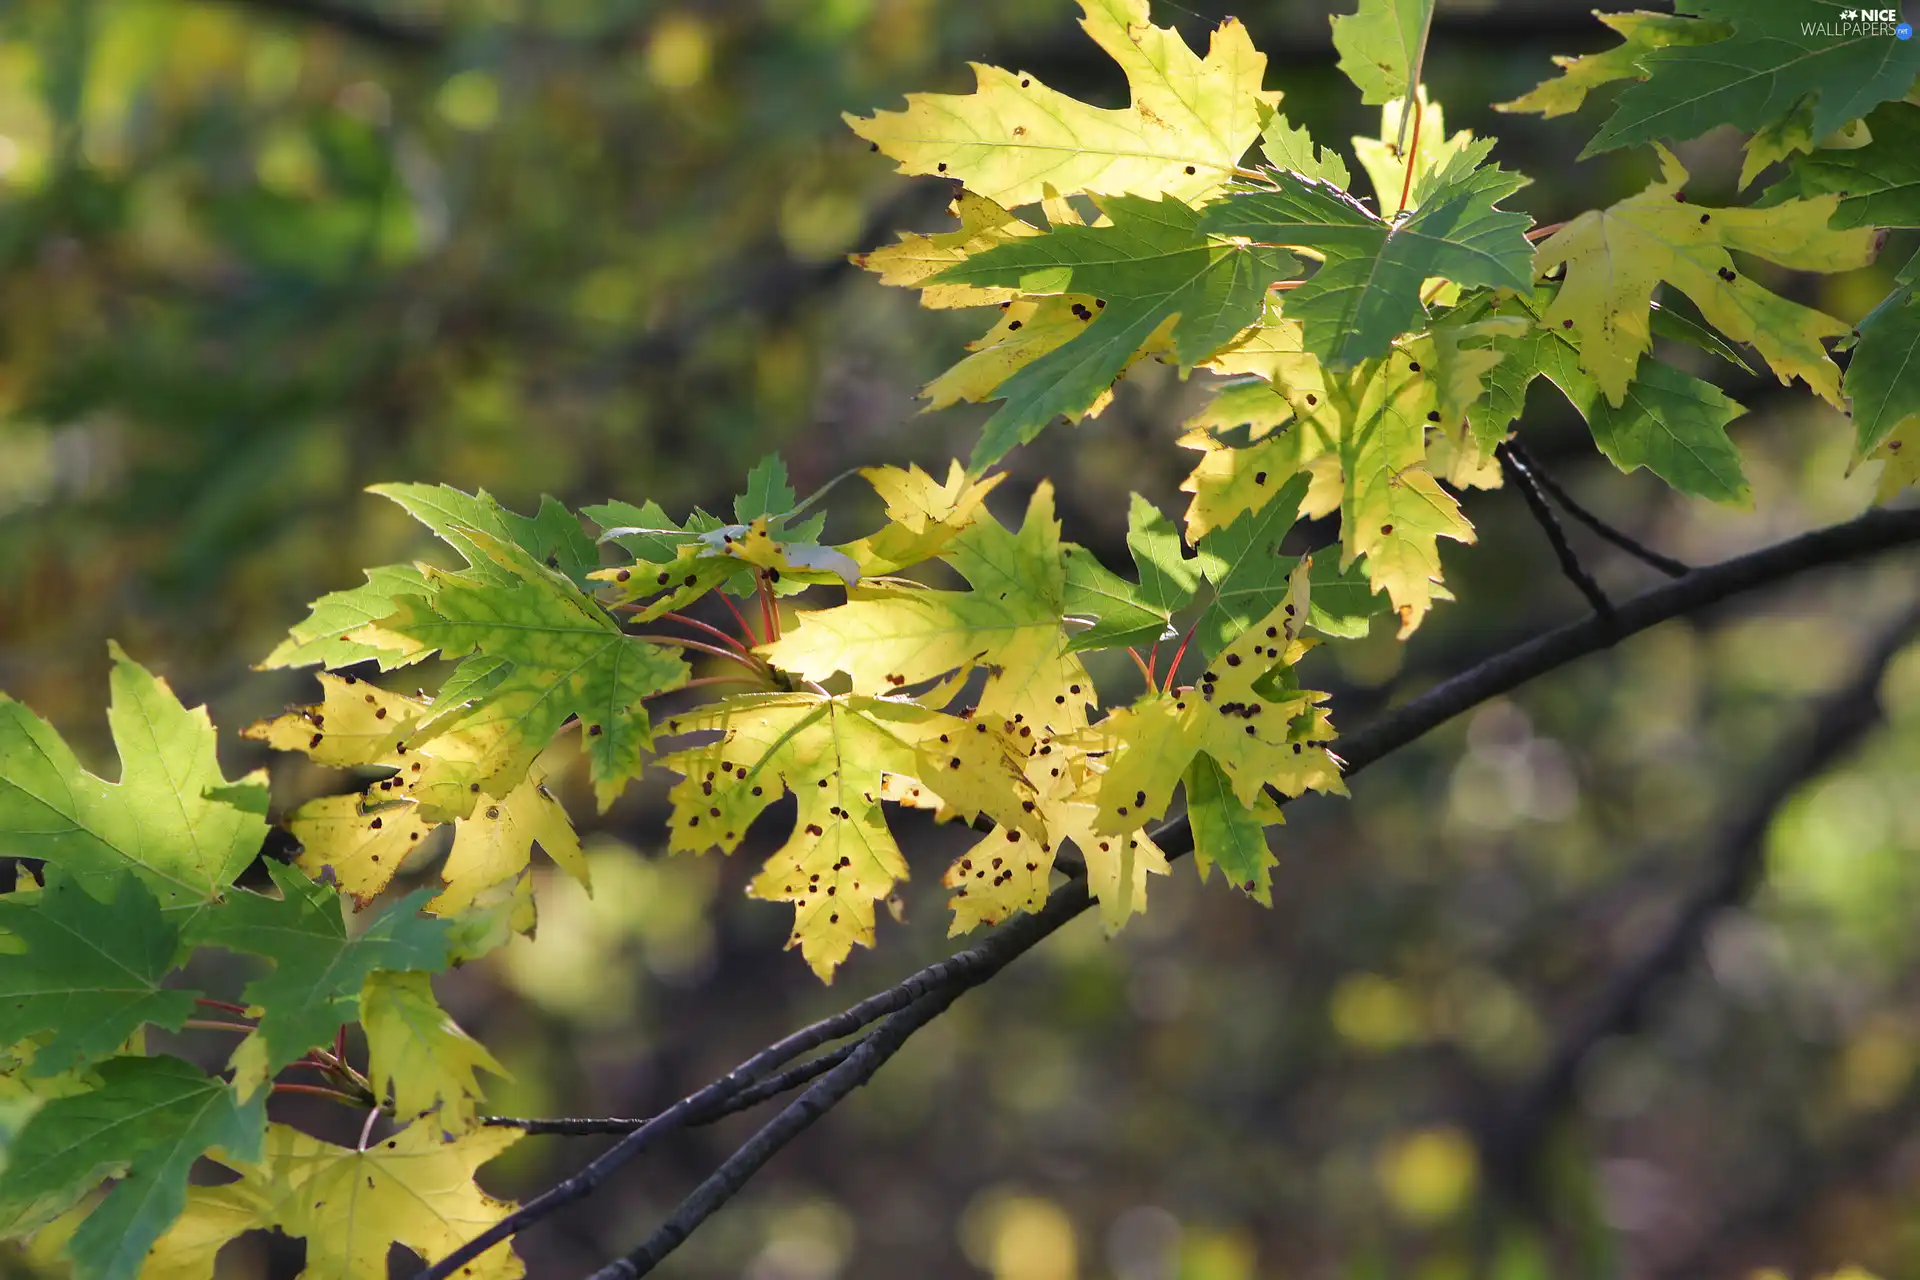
2,0,1919,1277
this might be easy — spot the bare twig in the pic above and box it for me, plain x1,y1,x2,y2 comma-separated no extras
1507,440,1690,577
1497,441,1613,616
418,502,1920,1278
1480,600,1920,1194
482,1042,859,1137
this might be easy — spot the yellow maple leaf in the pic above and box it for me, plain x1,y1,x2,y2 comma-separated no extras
362,971,510,1133
762,484,1096,731
850,191,1040,309
151,1122,523,1279
1870,413,1920,503
250,676,586,916
846,0,1275,209
1351,88,1479,219
657,692,1039,979
1186,325,1481,634
1076,566,1344,835
1533,146,1879,408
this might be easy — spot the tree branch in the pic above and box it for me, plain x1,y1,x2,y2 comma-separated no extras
1506,440,1691,578
1480,598,1920,1195
207,0,443,52
481,1042,859,1137
1497,441,1613,616
417,502,1920,1278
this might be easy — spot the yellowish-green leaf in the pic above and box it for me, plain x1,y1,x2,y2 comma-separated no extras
657,693,1037,980
846,0,1275,208
762,485,1094,731
1495,10,1733,120
1533,146,1878,408
836,462,1005,576
362,972,509,1133
851,191,1039,309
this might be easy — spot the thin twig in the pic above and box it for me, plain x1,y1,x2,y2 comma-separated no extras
270,1082,367,1106
660,612,755,658
1396,92,1424,218
194,997,253,1018
1508,440,1690,577
1480,600,1920,1195
630,634,761,670
182,1019,256,1035
1524,221,1568,242
1161,619,1200,693
420,503,1920,1278
1496,441,1613,616
715,590,758,645
1124,646,1154,685
484,1042,860,1137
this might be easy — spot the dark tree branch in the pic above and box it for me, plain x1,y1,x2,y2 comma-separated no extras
417,501,1920,1279
1506,440,1691,578
209,0,443,52
481,1042,860,1137
1480,598,1920,1195
1497,441,1613,616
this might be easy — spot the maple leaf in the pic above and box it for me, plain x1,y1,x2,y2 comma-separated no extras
1077,565,1344,846
834,461,1005,577
349,520,687,809
0,1055,263,1280
847,0,1274,209
1259,113,1351,189
1184,753,1280,904
1760,103,1920,229
1532,146,1879,409
263,563,429,670
1349,91,1488,223
657,692,1037,979
1870,414,1920,502
1579,0,1920,158
928,194,1295,467
0,645,268,912
1480,299,1753,504
851,191,1041,309
1496,10,1735,120
0,871,198,1077
140,1182,269,1280
762,485,1097,732
246,674,588,914
361,971,509,1133
938,731,1170,935
1330,0,1435,107
191,1120,524,1279
1061,494,1199,652
186,862,451,1098
1846,249,1920,459
1201,150,1534,369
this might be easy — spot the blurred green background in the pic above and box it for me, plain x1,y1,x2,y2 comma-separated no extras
2,0,1918,1276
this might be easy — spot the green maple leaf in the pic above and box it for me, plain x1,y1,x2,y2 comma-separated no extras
1200,153,1534,369
371,483,602,588
1062,494,1199,652
0,645,268,911
1496,10,1735,120
1760,103,1920,229
928,194,1295,468
351,521,687,808
1330,0,1435,106
1532,146,1878,409
1483,307,1751,504
1847,250,1920,459
263,563,429,670
1259,113,1352,188
1183,752,1278,904
1581,0,1920,157
761,485,1097,731
187,862,451,1098
0,871,198,1076
0,1055,263,1280
846,0,1276,209
734,453,798,522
